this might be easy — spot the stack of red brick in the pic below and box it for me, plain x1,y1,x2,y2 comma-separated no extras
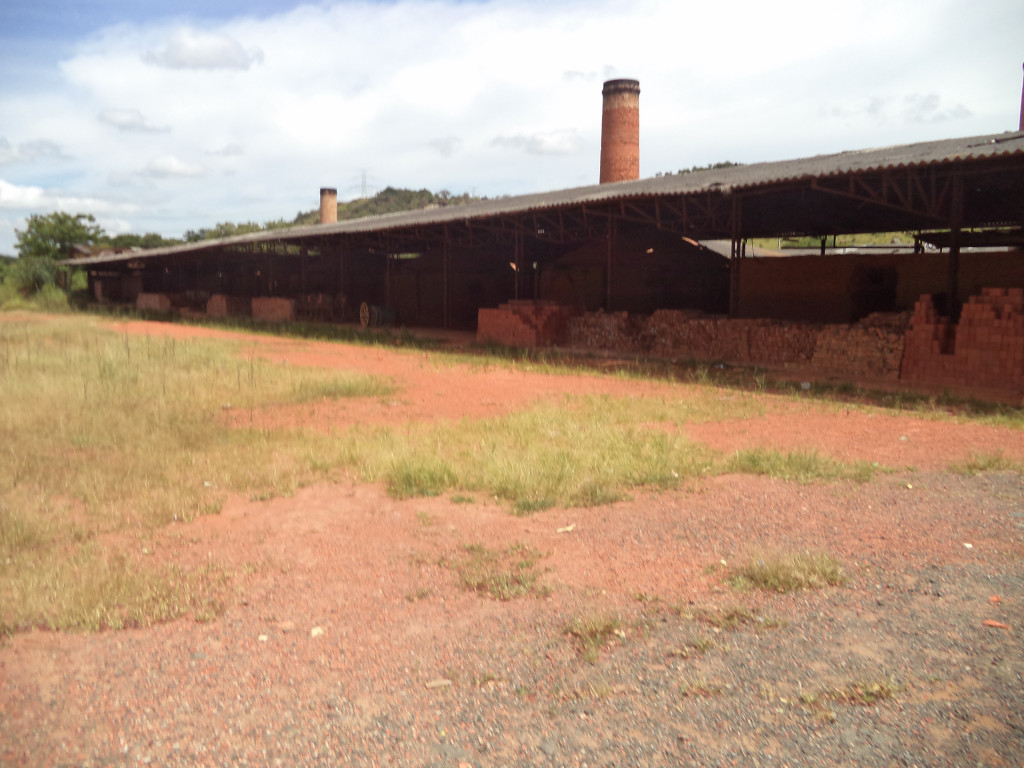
811,313,909,381
645,311,819,366
567,311,642,351
136,293,172,313
252,297,295,322
902,288,1024,391
207,294,252,317
477,301,580,347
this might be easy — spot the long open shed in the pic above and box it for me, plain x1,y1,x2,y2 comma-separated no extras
66,130,1024,400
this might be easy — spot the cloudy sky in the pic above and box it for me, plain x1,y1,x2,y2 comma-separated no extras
1,0,1021,255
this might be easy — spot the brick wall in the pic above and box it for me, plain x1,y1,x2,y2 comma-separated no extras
644,311,820,366
567,310,908,381
251,297,295,322
811,313,909,381
902,288,1024,392
136,293,172,313
738,249,1024,323
477,301,581,347
207,294,252,318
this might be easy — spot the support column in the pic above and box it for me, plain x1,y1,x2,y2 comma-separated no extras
514,232,522,301
729,197,743,317
605,219,616,310
947,174,964,319
443,225,450,329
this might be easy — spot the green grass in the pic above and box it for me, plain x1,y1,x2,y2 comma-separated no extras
334,395,723,512
727,551,847,592
723,448,879,483
452,543,548,600
948,451,1022,475
0,315,401,633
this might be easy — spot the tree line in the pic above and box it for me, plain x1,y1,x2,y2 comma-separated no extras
2,187,478,297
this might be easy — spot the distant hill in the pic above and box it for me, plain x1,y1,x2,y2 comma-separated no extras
185,187,481,242
291,186,479,226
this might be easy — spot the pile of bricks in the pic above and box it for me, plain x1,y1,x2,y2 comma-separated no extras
567,311,642,351
811,312,910,381
252,297,295,322
644,311,819,366
902,288,1024,391
207,294,252,318
477,301,581,347
136,293,172,313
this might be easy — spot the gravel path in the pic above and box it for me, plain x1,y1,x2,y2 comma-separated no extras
2,471,1021,767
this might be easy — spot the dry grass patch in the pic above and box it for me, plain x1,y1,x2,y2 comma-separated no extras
565,612,622,663
452,543,548,601
728,551,847,592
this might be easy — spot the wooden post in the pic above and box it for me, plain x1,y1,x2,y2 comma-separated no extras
947,174,964,319
729,197,743,317
443,225,450,329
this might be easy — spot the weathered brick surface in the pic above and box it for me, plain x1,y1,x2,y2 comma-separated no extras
645,311,819,366
207,294,251,318
902,288,1024,392
252,297,295,322
568,309,908,381
567,311,642,351
477,301,581,347
136,293,172,313
811,313,909,381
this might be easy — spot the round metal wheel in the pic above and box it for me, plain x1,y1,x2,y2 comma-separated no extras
359,301,370,327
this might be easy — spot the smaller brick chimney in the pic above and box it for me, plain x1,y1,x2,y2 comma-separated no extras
319,187,338,224
600,79,641,184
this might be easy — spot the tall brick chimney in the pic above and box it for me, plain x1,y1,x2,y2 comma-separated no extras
319,187,338,224
600,79,640,184
1019,61,1024,131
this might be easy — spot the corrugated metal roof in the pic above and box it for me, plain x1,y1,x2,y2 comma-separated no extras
67,130,1024,267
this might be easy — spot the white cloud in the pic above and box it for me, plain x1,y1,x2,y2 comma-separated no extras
0,137,70,165
144,28,263,71
98,107,168,132
144,155,206,178
428,136,462,158
0,178,140,214
491,130,585,156
0,0,1020,255
207,143,244,156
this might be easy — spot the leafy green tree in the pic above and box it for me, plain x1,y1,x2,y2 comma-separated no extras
104,232,181,249
9,212,105,295
8,257,59,294
15,212,105,261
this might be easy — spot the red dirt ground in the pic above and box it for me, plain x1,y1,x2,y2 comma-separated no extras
2,319,1022,767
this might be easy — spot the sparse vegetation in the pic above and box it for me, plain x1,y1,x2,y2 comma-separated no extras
452,543,548,601
723,448,878,483
727,551,847,593
948,452,1022,475
685,605,759,631
831,676,899,706
793,675,899,722
679,677,725,698
566,612,622,663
